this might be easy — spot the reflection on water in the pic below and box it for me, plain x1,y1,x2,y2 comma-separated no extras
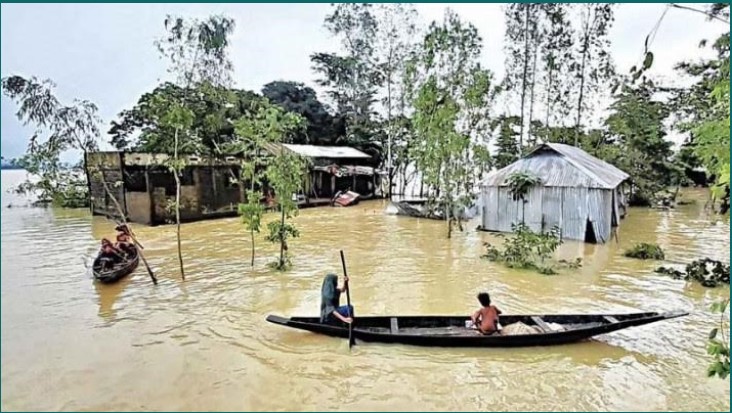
1,170,729,411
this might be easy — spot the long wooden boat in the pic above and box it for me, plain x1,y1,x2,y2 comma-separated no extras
93,246,140,284
266,311,687,348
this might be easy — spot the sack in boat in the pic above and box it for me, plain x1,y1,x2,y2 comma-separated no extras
501,321,542,335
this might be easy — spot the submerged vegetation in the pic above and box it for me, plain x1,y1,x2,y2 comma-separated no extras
623,243,666,260
655,258,730,288
482,223,581,275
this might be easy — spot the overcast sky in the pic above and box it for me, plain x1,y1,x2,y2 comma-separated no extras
1,3,727,160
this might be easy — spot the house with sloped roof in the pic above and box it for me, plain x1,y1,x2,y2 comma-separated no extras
479,142,630,243
86,144,383,225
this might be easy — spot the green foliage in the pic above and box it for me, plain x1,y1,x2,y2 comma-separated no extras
261,81,344,145
605,83,675,205
623,243,665,260
505,171,541,202
1,75,100,208
407,9,496,238
109,82,263,154
482,223,579,275
155,15,236,87
491,115,521,169
312,3,381,147
656,258,730,288
573,4,616,141
707,299,730,379
239,190,265,234
690,32,730,212
266,150,307,270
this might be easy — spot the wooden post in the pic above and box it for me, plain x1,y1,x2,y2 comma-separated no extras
145,168,153,225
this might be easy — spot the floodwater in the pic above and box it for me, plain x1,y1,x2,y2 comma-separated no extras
1,169,729,411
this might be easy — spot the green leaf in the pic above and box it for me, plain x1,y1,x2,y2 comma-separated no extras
642,52,654,70
709,328,719,339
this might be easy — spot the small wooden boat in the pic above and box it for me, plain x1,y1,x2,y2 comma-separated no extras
93,246,139,284
266,311,687,348
332,190,360,207
391,201,476,221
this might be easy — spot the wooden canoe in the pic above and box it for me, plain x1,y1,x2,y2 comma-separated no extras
93,246,140,284
266,311,688,348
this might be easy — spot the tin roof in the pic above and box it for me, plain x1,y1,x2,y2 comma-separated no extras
281,144,370,159
481,143,629,189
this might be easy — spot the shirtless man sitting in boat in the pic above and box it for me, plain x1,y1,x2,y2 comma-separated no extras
471,292,502,335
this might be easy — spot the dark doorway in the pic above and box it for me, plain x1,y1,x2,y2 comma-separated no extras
584,218,597,243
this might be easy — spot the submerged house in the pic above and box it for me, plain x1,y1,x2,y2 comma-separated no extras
87,144,383,225
479,143,630,243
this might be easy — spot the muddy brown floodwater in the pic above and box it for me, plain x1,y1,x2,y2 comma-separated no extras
1,170,730,411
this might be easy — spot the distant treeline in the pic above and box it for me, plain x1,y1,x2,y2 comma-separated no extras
0,157,23,170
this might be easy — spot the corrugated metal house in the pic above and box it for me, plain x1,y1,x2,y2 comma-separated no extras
479,143,630,243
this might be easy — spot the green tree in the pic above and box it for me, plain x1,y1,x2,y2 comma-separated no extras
373,3,419,199
407,10,496,238
683,32,730,212
539,3,575,130
311,3,382,147
491,115,521,169
223,101,305,268
266,150,307,271
154,14,236,280
572,4,615,145
605,83,674,205
1,76,99,207
109,82,262,154
503,4,540,151
261,80,344,145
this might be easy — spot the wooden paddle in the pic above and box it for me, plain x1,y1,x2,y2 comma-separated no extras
340,250,354,348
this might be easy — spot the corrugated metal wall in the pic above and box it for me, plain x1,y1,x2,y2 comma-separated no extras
481,186,616,243
561,187,588,240
541,187,563,233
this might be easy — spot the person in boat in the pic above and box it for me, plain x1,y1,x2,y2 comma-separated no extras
320,273,353,324
99,238,125,270
114,224,134,254
471,292,502,335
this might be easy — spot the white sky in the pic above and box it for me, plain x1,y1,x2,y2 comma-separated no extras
1,3,727,160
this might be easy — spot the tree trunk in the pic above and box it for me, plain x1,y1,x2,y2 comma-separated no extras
575,9,592,147
545,63,554,130
527,40,539,146
174,127,185,280
278,208,286,269
387,63,394,201
250,227,255,267
518,5,531,154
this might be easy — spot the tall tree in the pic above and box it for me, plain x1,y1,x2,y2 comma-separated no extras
266,149,307,271
539,3,575,130
373,3,419,199
154,14,236,280
311,3,382,147
407,9,496,238
503,4,540,152
261,80,344,145
110,82,261,153
491,115,521,169
605,83,674,205
224,102,305,267
572,3,615,145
